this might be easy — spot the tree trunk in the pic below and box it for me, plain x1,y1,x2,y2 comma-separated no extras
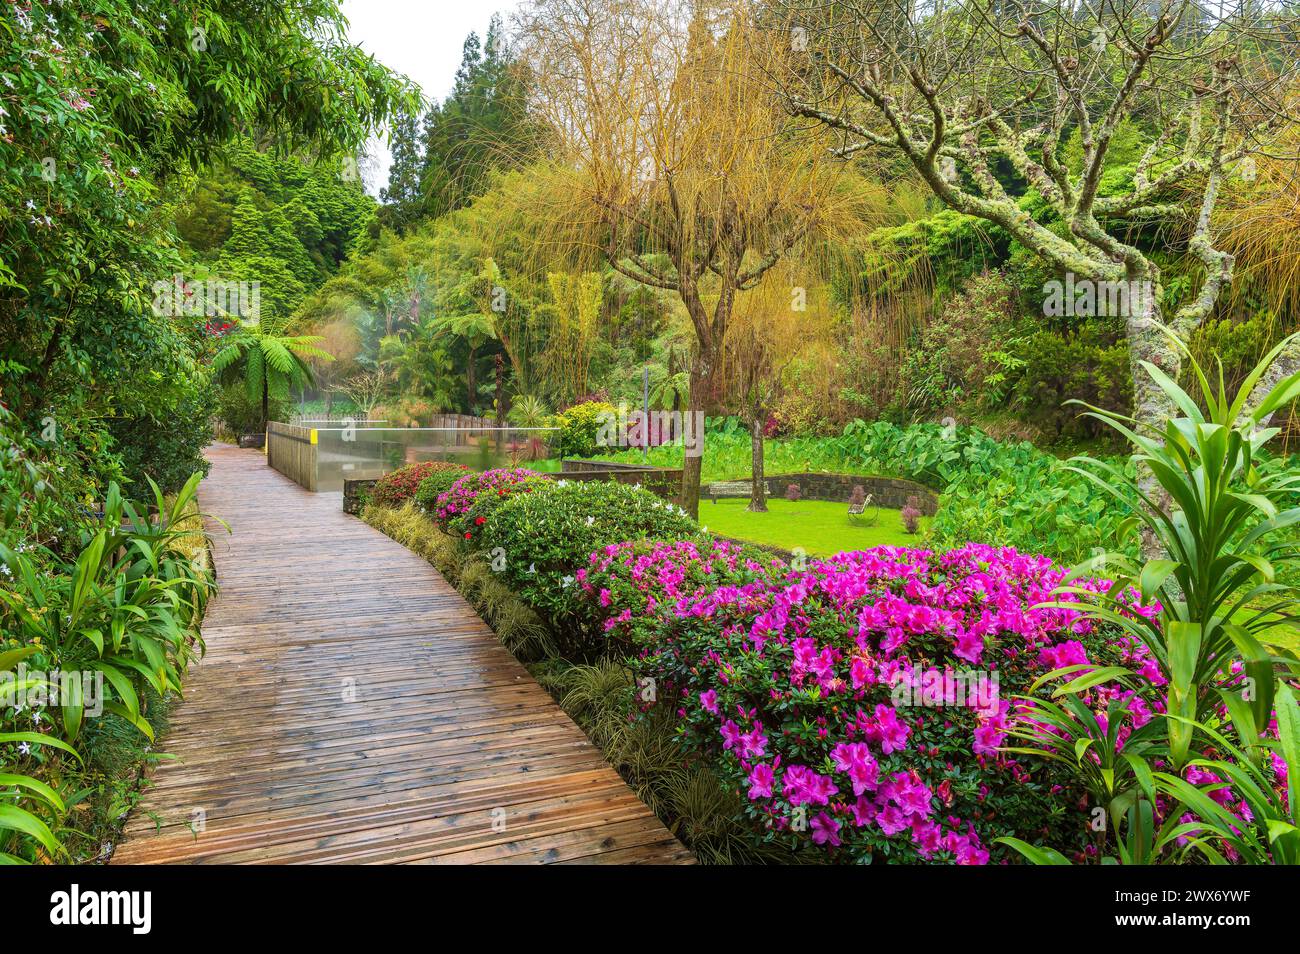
748,405,767,512
1125,293,1182,560
494,354,506,453
466,344,477,415
680,361,707,519
261,377,270,433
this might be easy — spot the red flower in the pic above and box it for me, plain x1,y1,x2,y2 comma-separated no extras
475,516,486,525
464,531,472,540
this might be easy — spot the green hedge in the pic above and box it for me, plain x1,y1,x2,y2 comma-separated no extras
468,479,700,626
415,466,472,512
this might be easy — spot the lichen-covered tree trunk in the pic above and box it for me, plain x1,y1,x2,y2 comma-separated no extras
1125,289,1182,560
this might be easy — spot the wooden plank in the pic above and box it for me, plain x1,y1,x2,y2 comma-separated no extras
112,443,690,865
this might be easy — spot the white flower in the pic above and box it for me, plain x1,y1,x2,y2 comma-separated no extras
585,515,594,527
527,562,536,574
561,575,575,588
701,526,707,533
18,742,31,755
31,711,42,725
24,199,35,210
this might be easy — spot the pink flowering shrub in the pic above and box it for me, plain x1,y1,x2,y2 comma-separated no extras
371,461,467,509
577,539,785,651
433,468,542,538
610,543,1163,863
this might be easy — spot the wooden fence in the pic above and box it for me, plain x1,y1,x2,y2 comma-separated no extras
267,422,317,492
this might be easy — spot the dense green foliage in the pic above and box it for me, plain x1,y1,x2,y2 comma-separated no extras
0,412,213,862
177,140,378,324
371,460,467,509
465,479,700,631
551,401,617,459
414,466,473,512
0,0,409,864
0,0,412,493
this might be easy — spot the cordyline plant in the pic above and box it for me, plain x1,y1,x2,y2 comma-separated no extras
1058,334,1300,768
1155,683,1299,864
999,337,1300,864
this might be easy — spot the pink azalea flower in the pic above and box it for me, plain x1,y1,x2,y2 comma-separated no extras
747,762,774,799
810,811,842,847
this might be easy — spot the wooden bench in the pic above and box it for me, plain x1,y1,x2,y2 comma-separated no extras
706,480,753,503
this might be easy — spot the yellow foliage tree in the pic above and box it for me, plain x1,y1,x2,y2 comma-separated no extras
517,0,877,515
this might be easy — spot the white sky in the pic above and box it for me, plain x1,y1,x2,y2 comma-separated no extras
340,0,527,195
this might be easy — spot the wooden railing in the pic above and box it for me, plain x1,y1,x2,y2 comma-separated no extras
266,421,317,492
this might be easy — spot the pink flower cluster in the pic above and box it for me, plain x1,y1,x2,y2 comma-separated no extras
613,542,1163,863
434,468,540,525
577,539,782,645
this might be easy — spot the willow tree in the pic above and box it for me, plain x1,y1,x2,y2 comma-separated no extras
541,271,603,405
725,264,835,511
779,0,1300,535
518,0,869,516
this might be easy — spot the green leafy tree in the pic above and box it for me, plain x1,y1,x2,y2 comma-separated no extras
0,0,413,489
420,17,540,217
212,326,332,431
380,106,429,230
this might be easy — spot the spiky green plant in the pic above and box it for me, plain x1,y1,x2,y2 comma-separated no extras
1155,683,1300,865
1058,333,1300,767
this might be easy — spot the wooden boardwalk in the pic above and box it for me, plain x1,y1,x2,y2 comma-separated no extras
113,444,691,865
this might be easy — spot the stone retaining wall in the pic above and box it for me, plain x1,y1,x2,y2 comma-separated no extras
559,459,681,502
343,478,378,515
747,472,938,515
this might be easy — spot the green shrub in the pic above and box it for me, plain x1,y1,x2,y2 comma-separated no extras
414,466,472,512
552,401,617,459
1009,320,1131,444
0,473,213,863
216,383,289,438
450,473,549,538
471,479,700,627
371,461,467,509
110,377,215,494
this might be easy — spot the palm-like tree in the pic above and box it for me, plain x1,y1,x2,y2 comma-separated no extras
434,309,497,414
212,326,332,432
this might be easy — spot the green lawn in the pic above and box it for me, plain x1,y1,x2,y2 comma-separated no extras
699,498,928,556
